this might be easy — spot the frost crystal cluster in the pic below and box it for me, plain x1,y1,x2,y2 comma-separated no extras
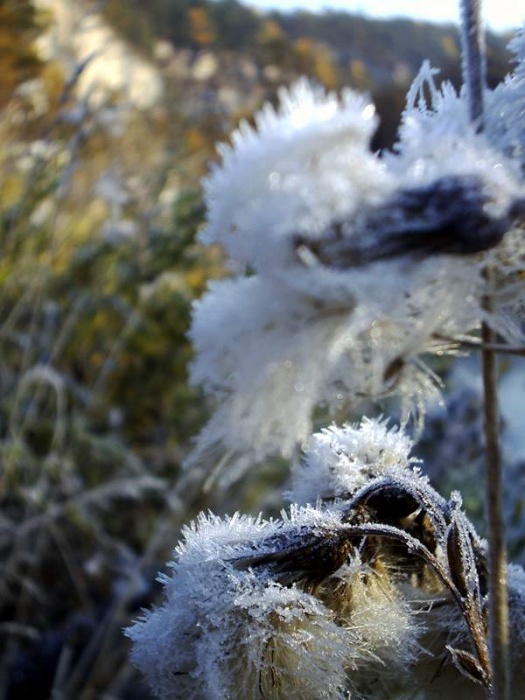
127,419,525,699
188,40,525,470
290,417,420,504
489,28,525,171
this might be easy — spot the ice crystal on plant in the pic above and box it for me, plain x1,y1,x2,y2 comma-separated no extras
290,417,420,505
201,78,391,274
127,425,525,699
127,503,430,700
221,582,351,700
130,464,514,699
126,512,275,699
394,46,525,342
489,27,525,172
188,236,493,471
393,65,522,204
320,562,422,700
126,509,359,699
188,66,524,473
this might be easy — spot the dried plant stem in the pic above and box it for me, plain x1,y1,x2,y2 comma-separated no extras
460,1,509,697
433,334,525,357
482,282,510,700
460,0,485,127
461,340,525,357
473,342,525,357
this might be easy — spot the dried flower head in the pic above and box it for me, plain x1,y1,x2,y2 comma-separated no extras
394,47,525,340
126,511,355,700
128,461,525,699
188,59,524,474
201,78,390,275
127,502,431,699
290,417,420,505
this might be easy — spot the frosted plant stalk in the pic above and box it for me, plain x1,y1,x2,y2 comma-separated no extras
461,1,509,698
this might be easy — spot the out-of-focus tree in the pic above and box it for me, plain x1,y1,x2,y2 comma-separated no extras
100,0,511,98
348,58,371,90
209,0,260,51
189,6,216,47
441,33,460,60
255,19,295,70
293,37,339,89
292,36,316,71
0,0,43,106
100,0,155,52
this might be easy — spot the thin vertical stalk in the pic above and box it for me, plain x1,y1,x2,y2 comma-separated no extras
459,2,509,698
482,286,510,700
460,0,485,127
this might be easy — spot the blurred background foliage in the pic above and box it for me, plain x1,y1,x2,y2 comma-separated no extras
0,0,44,108
0,0,519,697
101,0,511,146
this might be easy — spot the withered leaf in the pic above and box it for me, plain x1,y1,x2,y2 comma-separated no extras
446,519,470,598
446,512,483,610
447,646,490,688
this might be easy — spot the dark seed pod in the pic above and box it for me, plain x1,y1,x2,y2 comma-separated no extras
232,526,355,590
295,174,522,269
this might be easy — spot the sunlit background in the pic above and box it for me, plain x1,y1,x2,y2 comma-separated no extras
243,0,523,32
1,1,524,697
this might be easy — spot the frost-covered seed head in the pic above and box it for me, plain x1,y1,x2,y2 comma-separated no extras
319,562,422,674
202,78,392,274
223,583,352,700
126,510,356,700
188,64,524,474
290,418,419,505
126,490,525,699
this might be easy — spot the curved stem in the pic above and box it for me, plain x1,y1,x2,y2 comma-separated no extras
343,521,491,687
